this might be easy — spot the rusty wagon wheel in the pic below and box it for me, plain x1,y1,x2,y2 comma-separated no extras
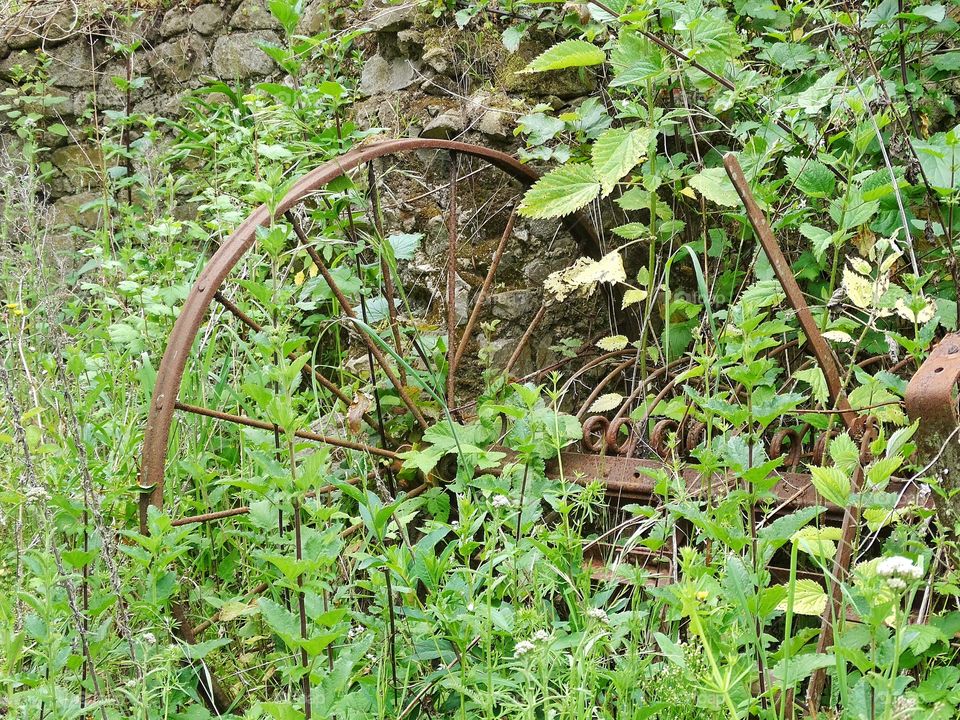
137,138,605,710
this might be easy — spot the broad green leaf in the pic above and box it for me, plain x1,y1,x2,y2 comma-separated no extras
259,597,300,643
181,637,232,660
612,222,647,239
518,164,600,219
771,653,835,684
688,167,741,207
828,433,860,475
522,40,605,73
784,156,836,197
793,367,828,405
388,232,422,260
610,32,665,87
798,223,835,262
809,465,851,507
591,128,651,195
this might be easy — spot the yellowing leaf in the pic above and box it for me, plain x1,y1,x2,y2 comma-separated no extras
589,393,624,413
688,167,741,207
778,579,828,616
622,288,648,308
680,186,697,199
849,257,872,275
596,335,629,351
544,251,626,303
842,265,874,308
894,296,936,324
294,270,305,287
823,330,853,343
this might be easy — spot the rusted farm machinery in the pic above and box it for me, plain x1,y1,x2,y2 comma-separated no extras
138,139,957,713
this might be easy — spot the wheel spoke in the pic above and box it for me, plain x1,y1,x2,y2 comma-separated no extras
286,212,429,430
445,151,459,408
174,401,399,459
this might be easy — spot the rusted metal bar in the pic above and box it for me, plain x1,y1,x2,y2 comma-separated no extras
554,450,929,522
288,212,430,433
506,304,547,375
367,161,407,383
806,420,879,713
171,602,236,714
452,208,516,374
723,154,857,431
446,152,459,407
173,401,399,459
905,333,960,529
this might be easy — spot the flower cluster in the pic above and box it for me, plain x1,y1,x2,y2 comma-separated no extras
515,629,551,657
877,555,924,590
491,494,511,509
586,607,609,623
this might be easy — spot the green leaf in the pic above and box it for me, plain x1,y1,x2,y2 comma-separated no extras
518,164,600,219
259,597,300,644
809,465,851,507
798,223,835,262
793,367,828,405
257,143,294,161
688,167,741,207
522,40,605,73
784,156,836,198
388,233,422,261
591,128,651,195
181,637,232,660
771,653,835,684
610,32,665,86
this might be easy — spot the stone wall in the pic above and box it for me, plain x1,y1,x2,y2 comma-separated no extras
0,0,607,369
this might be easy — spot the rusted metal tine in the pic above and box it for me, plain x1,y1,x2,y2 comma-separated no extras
366,161,407,383
452,207,517,374
174,401,399,459
213,290,379,432
446,152,460,407
806,421,878,713
724,154,857,431
286,213,430,430
506,304,547,374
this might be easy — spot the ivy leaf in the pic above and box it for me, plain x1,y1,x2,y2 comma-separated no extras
809,465,851,507
591,128,651,195
688,167,741,207
778,578,829,615
522,40,605,73
519,164,600,219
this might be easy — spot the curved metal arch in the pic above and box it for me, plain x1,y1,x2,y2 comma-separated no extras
140,138,600,514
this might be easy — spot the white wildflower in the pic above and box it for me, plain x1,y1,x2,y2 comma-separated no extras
877,555,923,590
491,494,511,509
467,603,474,612
142,632,157,645
514,640,535,657
348,625,364,640
586,607,609,623
532,629,550,643
25,485,50,503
